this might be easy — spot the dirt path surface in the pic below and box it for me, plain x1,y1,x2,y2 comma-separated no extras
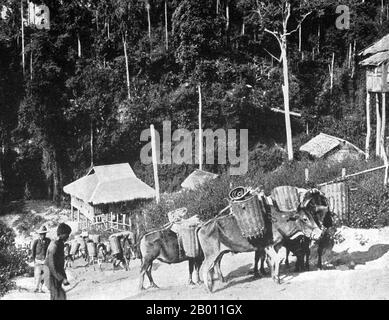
1,202,389,300
2,237,389,300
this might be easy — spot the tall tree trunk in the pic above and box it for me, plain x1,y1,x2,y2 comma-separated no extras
317,23,320,53
146,3,151,39
90,120,94,167
123,36,131,100
30,39,33,80
226,2,230,31
348,42,352,68
216,0,220,15
146,2,152,55
165,1,168,51
21,0,25,75
77,33,82,58
330,52,335,92
352,40,356,78
298,24,302,52
281,39,293,160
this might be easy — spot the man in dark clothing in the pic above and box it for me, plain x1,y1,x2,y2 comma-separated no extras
31,225,51,293
45,223,72,300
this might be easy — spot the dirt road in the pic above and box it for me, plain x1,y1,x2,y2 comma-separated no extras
2,207,389,301
3,244,389,300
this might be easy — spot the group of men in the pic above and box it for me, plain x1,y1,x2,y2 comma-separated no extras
30,223,72,300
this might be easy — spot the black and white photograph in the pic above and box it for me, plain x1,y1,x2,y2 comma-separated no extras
1,0,389,301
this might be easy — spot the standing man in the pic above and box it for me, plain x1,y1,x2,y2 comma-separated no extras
45,223,72,300
31,225,51,293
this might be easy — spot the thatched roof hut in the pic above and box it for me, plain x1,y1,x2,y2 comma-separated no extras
181,169,218,190
63,163,155,229
359,34,389,57
359,34,389,159
299,133,365,161
64,163,155,205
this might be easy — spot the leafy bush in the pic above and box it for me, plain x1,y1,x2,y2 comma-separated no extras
0,221,29,297
143,155,389,231
248,145,285,173
13,213,46,237
348,170,389,228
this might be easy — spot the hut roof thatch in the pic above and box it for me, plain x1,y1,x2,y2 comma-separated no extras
181,169,218,190
360,51,389,67
63,163,155,205
299,133,365,159
359,34,389,56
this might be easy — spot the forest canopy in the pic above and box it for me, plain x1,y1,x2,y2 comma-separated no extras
0,0,388,202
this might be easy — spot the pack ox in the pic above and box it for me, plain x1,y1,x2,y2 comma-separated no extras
197,194,323,293
110,232,137,271
137,224,203,291
284,189,334,271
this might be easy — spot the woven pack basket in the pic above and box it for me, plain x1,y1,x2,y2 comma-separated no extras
231,193,266,238
109,236,122,255
178,225,200,258
87,241,97,257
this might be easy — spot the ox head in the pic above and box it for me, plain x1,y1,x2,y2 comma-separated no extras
286,209,323,241
299,188,332,229
122,232,139,260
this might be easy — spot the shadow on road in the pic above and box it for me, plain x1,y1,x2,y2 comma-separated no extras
327,244,389,269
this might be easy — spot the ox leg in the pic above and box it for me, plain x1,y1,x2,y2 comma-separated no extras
305,248,310,271
195,258,203,285
201,260,215,293
139,259,152,291
214,255,225,283
123,257,129,271
253,250,260,278
188,259,195,286
295,255,302,272
146,262,158,289
285,248,290,267
317,245,323,270
260,254,267,276
265,246,281,284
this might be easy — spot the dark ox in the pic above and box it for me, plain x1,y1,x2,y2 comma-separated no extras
252,201,324,275
285,189,334,271
137,226,202,291
197,199,323,293
111,232,137,271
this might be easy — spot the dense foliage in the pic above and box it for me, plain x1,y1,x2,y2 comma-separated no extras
0,221,29,297
0,0,388,219
143,157,389,229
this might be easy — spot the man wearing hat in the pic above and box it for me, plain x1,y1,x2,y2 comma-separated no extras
31,225,51,293
45,223,72,300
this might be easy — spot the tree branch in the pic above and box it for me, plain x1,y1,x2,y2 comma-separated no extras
264,28,282,48
283,1,291,31
284,11,312,37
264,48,282,63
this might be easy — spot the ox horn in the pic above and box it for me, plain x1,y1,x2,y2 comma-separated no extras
301,198,311,208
